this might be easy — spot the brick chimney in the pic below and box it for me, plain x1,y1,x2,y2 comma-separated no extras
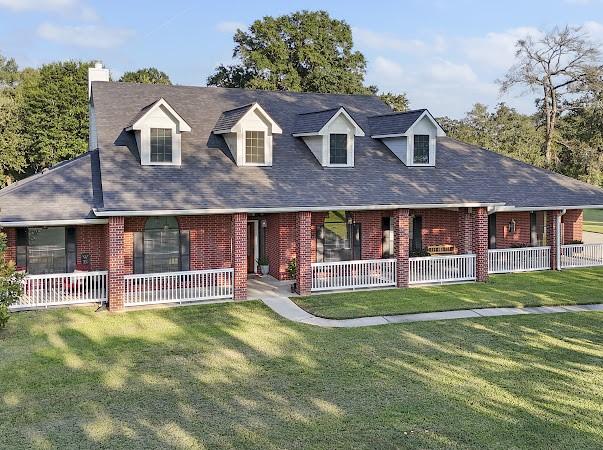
88,62,109,99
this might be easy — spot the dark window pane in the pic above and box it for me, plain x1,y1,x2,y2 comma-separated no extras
245,131,265,164
143,217,180,273
26,227,66,274
322,210,361,262
150,128,173,163
413,135,430,164
329,134,347,165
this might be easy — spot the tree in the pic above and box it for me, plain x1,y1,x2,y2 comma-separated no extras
0,52,26,186
499,26,603,168
207,10,372,94
119,67,172,85
0,232,22,328
20,61,92,174
379,92,409,112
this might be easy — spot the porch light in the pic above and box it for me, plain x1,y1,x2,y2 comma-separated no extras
508,219,516,234
261,219,267,228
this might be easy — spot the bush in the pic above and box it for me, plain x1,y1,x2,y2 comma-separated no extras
287,258,297,279
0,232,23,328
410,248,431,258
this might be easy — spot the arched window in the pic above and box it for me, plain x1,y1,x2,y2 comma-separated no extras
133,216,189,274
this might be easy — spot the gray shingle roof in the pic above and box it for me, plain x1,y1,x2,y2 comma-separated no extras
213,103,254,132
292,107,341,134
0,151,102,222
124,99,159,129
368,109,426,136
1,82,603,224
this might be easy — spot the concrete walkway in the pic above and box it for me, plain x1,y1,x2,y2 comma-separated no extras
248,275,603,328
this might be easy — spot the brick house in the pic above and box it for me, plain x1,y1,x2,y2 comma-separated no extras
2,64,603,311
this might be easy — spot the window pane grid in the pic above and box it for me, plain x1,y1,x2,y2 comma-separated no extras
150,128,173,163
329,134,347,165
245,131,265,164
413,135,430,164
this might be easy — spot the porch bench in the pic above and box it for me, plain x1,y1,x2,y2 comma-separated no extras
427,244,456,255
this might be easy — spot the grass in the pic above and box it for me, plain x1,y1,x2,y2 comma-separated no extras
584,209,603,234
293,267,603,319
1,302,603,449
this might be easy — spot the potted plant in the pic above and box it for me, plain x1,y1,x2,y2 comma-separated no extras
257,255,270,276
287,258,297,293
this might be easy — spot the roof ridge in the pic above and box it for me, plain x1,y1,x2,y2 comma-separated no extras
0,152,92,198
367,109,426,119
297,106,342,116
222,102,255,113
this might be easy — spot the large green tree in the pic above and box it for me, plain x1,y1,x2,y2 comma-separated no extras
119,67,172,85
20,61,92,173
207,10,372,95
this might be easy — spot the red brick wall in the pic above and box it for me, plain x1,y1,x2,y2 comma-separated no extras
231,213,247,300
411,209,460,250
106,217,125,311
562,209,583,243
123,217,146,275
76,225,107,271
351,211,388,259
266,212,296,280
547,211,560,270
393,209,410,287
2,227,16,267
457,208,472,254
474,207,489,282
311,212,327,264
179,215,232,270
495,212,531,248
296,211,312,295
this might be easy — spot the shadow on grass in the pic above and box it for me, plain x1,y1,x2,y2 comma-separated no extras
1,302,602,449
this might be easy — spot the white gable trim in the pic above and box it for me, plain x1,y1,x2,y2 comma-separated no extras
125,98,191,132
214,103,282,135
319,108,365,137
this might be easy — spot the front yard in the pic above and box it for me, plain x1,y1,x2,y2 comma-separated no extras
294,267,603,319
1,301,603,449
584,209,603,233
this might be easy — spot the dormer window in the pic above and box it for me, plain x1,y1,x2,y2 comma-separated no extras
213,103,282,167
151,128,173,163
292,107,364,168
413,135,430,164
245,131,266,164
125,98,191,167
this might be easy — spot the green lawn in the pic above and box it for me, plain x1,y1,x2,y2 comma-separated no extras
1,303,602,449
584,209,603,234
293,267,603,319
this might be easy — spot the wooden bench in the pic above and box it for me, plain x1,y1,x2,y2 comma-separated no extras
427,244,455,255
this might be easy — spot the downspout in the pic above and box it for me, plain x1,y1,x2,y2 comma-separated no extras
557,209,566,270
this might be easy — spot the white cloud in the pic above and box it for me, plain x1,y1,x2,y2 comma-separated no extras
583,20,603,42
215,21,245,33
460,27,543,70
373,56,405,80
427,60,478,83
0,0,97,20
37,23,134,49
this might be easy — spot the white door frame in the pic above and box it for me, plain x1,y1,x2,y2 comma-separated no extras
248,220,259,273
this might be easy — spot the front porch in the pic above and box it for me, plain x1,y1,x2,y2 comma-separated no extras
4,207,601,311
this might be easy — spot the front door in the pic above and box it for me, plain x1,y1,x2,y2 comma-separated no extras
247,222,255,273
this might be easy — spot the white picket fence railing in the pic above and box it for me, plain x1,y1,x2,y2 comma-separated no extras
311,258,397,292
560,244,603,269
409,254,476,285
11,271,108,310
123,268,234,306
488,246,551,274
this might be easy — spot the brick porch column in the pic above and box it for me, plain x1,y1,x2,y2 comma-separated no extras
232,212,247,300
106,217,125,311
546,210,560,270
473,207,489,282
295,211,312,295
2,227,16,266
457,208,473,254
393,208,410,288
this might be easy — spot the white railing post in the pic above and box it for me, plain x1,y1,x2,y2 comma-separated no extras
487,247,551,274
560,244,603,269
408,254,476,285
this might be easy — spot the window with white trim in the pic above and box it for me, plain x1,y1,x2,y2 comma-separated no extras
413,135,430,164
150,128,173,163
245,131,265,164
329,134,348,165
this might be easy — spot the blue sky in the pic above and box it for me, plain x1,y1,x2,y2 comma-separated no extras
0,0,602,117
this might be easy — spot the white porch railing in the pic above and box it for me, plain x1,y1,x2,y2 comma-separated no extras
311,259,396,292
488,246,551,274
12,271,108,310
560,244,603,269
123,268,234,306
409,254,476,285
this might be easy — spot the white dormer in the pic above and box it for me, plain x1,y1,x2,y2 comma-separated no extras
292,107,365,168
369,109,445,167
125,98,191,166
213,103,282,167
